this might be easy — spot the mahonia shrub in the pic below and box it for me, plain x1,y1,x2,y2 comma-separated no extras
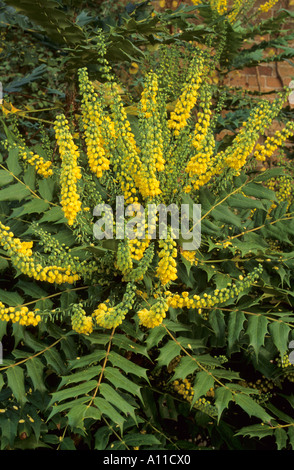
0,35,294,450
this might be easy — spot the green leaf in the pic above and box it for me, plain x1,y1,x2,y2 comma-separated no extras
269,321,291,358
0,183,31,201
66,404,101,430
209,309,226,347
123,433,161,447
18,199,50,215
242,182,277,201
0,289,23,306
48,380,97,407
99,383,137,421
274,427,288,450
44,348,67,375
288,426,294,450
192,371,214,404
93,397,125,433
245,315,269,359
25,357,46,393
156,340,181,368
5,366,27,406
234,394,272,423
6,147,21,176
108,351,149,382
215,387,233,423
39,206,65,223
60,437,76,450
171,356,199,382
57,366,102,389
104,367,142,400
0,170,14,186
227,310,246,354
236,423,274,439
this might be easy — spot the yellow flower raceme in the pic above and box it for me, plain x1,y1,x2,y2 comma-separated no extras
254,121,294,162
168,51,205,136
109,84,144,204
137,297,168,328
54,115,82,226
210,0,227,15
71,304,93,335
139,72,164,198
181,249,198,266
208,97,287,179
78,68,114,179
0,222,80,284
259,0,279,13
19,146,53,178
0,302,41,327
185,132,215,190
228,0,244,23
156,232,178,286
93,283,136,329
165,266,262,313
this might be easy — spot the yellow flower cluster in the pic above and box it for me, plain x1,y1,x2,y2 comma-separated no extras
137,297,168,328
259,0,279,13
19,146,53,178
254,122,294,162
156,233,178,286
129,238,150,261
181,249,198,266
191,86,213,152
109,85,143,204
210,0,227,15
54,114,82,226
71,304,93,335
219,98,284,174
185,132,215,191
228,0,244,23
277,353,294,382
173,378,212,410
0,222,80,284
165,266,262,314
93,283,136,329
78,68,112,179
139,72,164,198
127,207,156,262
168,52,205,136
185,87,215,191
0,302,41,327
173,378,195,402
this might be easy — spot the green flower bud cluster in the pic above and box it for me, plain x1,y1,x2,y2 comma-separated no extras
123,244,154,282
115,240,133,276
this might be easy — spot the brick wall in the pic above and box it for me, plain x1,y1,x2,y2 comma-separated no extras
225,0,294,95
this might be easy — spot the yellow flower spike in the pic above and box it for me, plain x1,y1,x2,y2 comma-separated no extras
54,114,82,226
259,0,279,13
156,231,178,286
168,51,205,135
